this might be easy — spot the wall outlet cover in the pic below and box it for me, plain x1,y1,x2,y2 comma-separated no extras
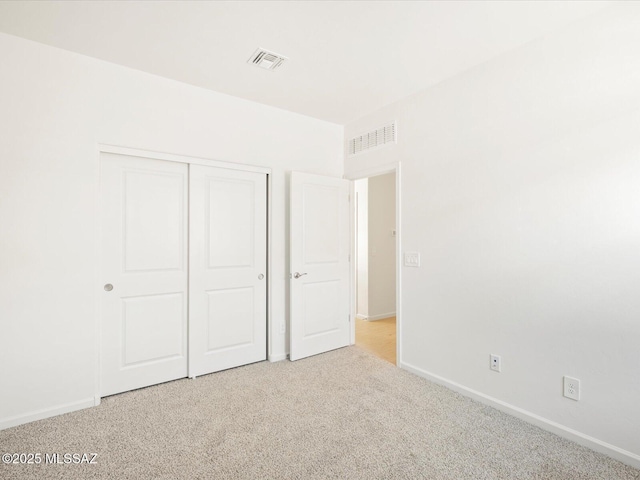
490,354,501,372
563,376,580,401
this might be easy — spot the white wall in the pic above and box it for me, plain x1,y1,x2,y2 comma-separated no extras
345,4,640,466
0,32,342,428
355,178,368,319
367,173,396,319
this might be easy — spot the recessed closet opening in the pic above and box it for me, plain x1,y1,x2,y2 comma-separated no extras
98,147,270,397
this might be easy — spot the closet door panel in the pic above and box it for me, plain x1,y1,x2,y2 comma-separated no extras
100,153,188,396
189,165,267,377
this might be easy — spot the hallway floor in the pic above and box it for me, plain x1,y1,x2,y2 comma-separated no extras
355,316,396,365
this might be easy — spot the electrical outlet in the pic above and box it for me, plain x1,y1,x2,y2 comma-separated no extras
490,354,501,372
563,376,580,401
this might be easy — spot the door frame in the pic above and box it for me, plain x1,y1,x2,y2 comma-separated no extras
95,144,272,401
345,161,402,366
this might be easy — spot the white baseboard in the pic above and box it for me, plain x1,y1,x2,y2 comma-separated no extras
356,314,368,320
268,353,287,362
365,312,396,321
400,361,640,470
0,397,96,431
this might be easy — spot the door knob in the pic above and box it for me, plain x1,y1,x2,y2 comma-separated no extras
104,284,113,292
293,272,307,279
258,274,264,280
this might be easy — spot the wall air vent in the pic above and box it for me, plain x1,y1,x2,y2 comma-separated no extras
247,48,287,71
348,122,396,156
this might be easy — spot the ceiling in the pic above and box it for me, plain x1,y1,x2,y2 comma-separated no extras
0,1,611,124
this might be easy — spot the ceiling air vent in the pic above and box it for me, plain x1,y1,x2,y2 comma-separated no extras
248,48,287,71
348,122,396,156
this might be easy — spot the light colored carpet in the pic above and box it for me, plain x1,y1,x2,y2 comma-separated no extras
0,346,638,480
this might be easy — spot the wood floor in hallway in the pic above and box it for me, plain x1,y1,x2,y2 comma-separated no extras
355,316,396,365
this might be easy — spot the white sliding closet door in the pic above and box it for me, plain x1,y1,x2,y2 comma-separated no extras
189,165,267,377
100,153,188,397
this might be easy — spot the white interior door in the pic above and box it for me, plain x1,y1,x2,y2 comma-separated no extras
189,165,267,377
100,153,188,396
290,172,350,361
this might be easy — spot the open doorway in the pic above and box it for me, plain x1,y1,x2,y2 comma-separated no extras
354,172,397,365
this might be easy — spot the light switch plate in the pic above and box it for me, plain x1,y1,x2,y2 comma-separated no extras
404,252,420,267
